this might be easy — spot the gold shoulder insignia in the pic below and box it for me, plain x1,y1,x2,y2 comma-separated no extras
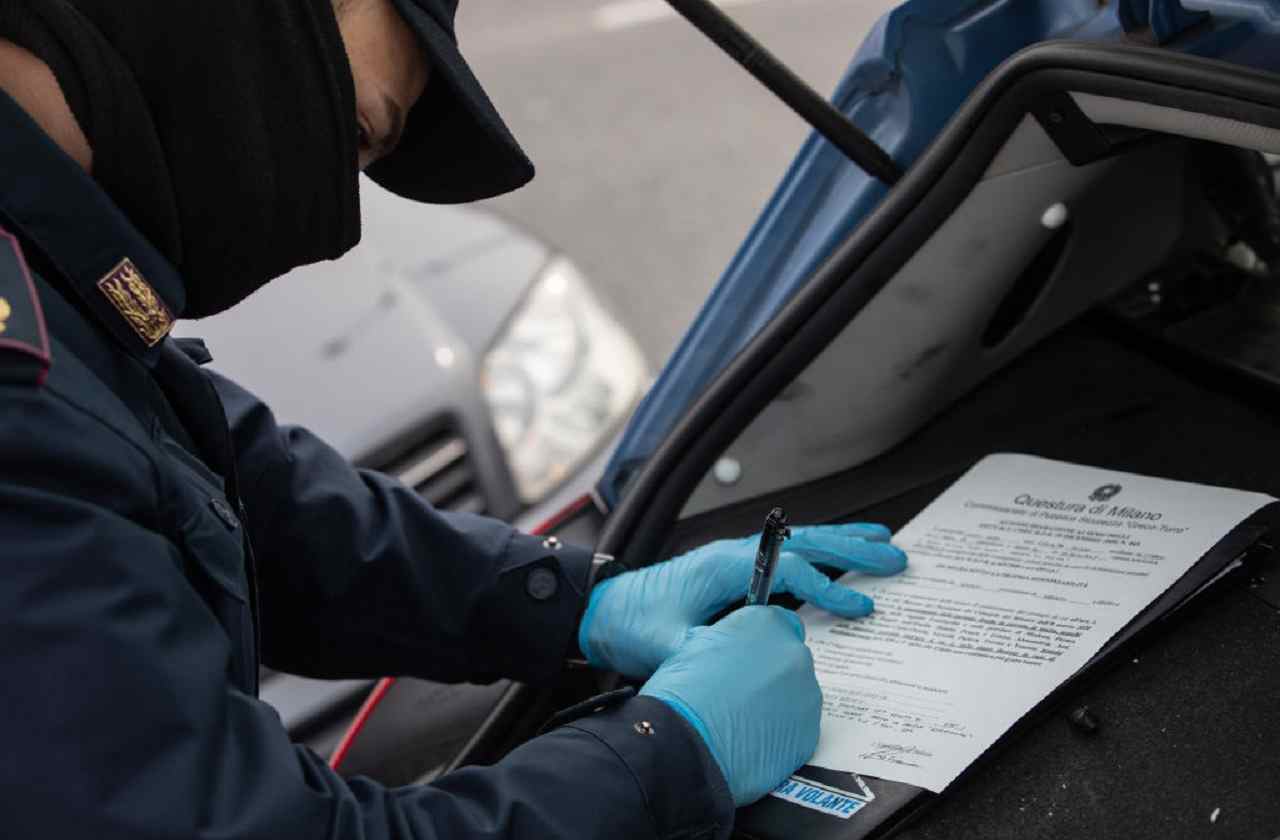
97,258,173,347
0,227,52,385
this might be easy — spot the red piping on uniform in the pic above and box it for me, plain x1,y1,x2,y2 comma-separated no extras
0,227,53,378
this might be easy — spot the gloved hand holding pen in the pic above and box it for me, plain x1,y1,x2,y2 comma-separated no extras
641,605,822,807
578,522,908,678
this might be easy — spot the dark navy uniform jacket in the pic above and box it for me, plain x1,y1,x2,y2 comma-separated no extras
0,90,732,839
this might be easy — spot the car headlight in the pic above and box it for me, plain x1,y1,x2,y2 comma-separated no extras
482,257,648,502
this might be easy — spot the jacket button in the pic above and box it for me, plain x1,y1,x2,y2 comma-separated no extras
542,535,562,551
633,720,655,736
526,567,558,601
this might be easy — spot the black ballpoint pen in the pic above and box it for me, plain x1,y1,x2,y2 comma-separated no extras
747,507,791,605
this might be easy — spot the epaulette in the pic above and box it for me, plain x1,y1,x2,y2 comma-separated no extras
0,227,51,386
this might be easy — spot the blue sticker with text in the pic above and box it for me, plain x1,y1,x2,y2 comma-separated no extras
769,775,873,819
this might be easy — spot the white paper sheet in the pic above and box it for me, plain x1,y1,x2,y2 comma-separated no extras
803,453,1273,792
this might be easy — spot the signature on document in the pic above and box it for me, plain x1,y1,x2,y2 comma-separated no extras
858,742,934,768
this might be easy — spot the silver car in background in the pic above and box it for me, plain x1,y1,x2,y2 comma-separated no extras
178,177,648,764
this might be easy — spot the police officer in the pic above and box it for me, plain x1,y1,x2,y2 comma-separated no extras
0,0,907,837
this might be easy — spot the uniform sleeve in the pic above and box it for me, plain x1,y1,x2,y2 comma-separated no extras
0,383,732,840
208,369,593,685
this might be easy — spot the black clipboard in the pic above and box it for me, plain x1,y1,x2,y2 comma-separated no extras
733,501,1280,840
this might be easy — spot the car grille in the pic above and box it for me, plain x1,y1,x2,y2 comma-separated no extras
382,429,487,515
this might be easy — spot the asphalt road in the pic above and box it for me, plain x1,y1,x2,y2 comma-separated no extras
458,0,895,368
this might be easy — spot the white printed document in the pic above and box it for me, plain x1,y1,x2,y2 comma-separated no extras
803,453,1273,792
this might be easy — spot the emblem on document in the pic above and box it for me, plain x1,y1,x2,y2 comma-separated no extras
97,258,173,347
1089,484,1122,502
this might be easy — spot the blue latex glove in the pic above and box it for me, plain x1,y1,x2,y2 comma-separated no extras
641,605,821,807
579,522,906,678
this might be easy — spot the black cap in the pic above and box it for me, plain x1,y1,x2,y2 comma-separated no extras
366,0,534,203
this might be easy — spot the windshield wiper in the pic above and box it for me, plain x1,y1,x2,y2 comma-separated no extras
664,0,905,186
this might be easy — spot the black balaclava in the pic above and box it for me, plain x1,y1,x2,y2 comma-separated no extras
0,0,361,317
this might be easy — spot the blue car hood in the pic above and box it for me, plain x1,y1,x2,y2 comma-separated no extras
600,0,1280,507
